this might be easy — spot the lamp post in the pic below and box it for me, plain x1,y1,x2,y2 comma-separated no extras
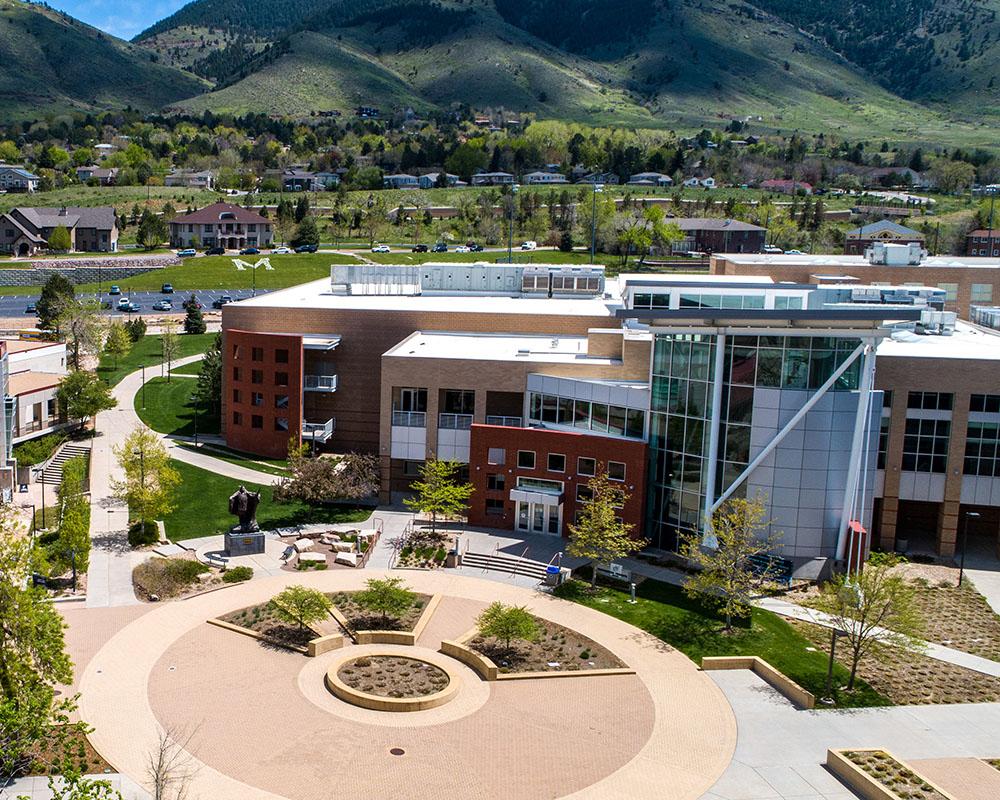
191,394,200,446
33,468,46,529
506,184,519,264
957,510,980,587
590,183,603,263
133,446,146,530
822,628,848,704
141,363,146,410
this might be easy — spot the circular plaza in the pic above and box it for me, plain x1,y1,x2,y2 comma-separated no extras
79,570,736,800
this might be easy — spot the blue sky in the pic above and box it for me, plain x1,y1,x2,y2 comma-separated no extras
46,0,189,40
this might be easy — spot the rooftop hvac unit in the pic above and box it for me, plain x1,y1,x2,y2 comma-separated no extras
865,242,926,266
915,308,957,336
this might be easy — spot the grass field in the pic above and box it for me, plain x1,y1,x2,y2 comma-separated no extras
176,441,290,477
163,459,370,540
134,376,219,438
554,578,887,709
97,333,214,387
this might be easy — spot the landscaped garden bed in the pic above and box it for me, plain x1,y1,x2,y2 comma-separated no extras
132,557,217,601
219,602,322,649
394,526,453,570
329,590,431,633
468,616,625,674
839,749,949,800
337,655,450,698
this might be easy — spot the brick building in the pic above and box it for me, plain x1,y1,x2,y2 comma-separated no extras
169,202,272,251
670,218,767,255
843,219,925,256
966,230,999,258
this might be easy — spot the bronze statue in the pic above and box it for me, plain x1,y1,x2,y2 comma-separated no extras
228,485,261,532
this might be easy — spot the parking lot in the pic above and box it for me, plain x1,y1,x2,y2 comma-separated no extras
2,288,271,320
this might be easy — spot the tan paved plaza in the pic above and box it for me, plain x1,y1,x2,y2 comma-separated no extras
73,570,738,800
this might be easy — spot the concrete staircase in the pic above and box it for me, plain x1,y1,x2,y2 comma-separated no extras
38,442,91,484
461,550,551,581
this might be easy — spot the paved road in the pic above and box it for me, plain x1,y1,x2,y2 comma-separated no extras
1,287,271,319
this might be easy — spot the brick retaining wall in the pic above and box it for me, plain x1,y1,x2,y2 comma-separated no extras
0,255,178,286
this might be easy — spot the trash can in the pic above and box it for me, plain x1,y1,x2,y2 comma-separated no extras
544,564,564,587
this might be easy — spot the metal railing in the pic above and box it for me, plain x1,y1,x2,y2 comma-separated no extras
438,413,473,430
391,410,426,427
304,374,338,391
485,415,522,427
302,419,335,441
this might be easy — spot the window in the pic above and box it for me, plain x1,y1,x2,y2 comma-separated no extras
403,460,423,477
274,417,289,432
487,447,505,465
232,411,242,425
901,418,950,473
251,392,264,407
251,369,263,385
965,422,1000,476
275,394,289,409
251,347,264,362
251,415,263,429
485,498,505,516
576,484,593,503
232,389,241,403
517,450,536,469
46,399,56,417
937,283,958,302
547,453,566,472
232,344,240,359
442,389,475,415
275,372,288,387
877,418,890,470
971,394,1000,413
275,348,289,363
232,367,241,381
577,457,596,477
882,390,893,409
971,284,994,303
397,388,427,413
487,473,506,491
907,391,953,411
516,477,563,492
608,461,626,481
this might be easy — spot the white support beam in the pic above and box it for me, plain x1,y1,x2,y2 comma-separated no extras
836,344,876,561
701,332,727,547
710,342,866,514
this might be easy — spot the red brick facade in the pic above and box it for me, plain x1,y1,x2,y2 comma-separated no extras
467,424,647,538
224,330,303,459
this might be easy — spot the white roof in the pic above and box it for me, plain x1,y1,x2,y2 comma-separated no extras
232,278,621,317
721,254,1000,270
619,273,775,286
877,322,1000,361
384,331,642,365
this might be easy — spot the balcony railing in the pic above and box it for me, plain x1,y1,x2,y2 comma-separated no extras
392,410,426,427
438,413,473,430
302,419,335,442
485,415,522,427
304,374,338,392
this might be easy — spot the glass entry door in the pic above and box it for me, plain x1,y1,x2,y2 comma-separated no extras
516,501,561,535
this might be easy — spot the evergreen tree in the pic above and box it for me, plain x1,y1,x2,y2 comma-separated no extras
183,295,206,334
36,274,75,332
196,333,222,420
47,226,72,252
291,215,319,247
294,195,310,223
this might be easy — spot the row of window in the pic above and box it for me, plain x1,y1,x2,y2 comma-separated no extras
936,282,994,302
232,389,290,409
233,367,289,386
527,392,646,439
232,344,290,363
232,411,289,431
485,447,627,480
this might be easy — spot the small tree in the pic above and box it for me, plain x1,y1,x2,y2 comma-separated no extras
125,316,147,343
680,495,783,632
48,225,72,252
57,298,105,370
291,215,319,248
137,209,168,250
476,602,538,653
56,370,116,428
146,725,197,800
814,557,924,690
269,584,332,632
195,333,222,421
37,273,75,332
51,456,90,580
354,577,414,628
403,458,473,536
183,295,206,334
567,471,645,588
111,427,180,531
161,319,179,381
274,451,379,505
103,322,131,370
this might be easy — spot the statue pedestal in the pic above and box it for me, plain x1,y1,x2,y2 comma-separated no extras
225,529,266,557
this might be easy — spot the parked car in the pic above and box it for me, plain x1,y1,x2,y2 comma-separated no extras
468,242,484,252
432,243,448,253
520,240,537,251
239,247,260,255
295,244,318,253
273,246,292,254
25,303,36,314
762,245,783,254
371,244,391,253
108,285,121,295
161,283,174,294
153,300,172,312
212,294,234,309
177,248,197,257
785,249,804,255
205,246,225,256
454,245,470,254
117,298,140,312
412,244,428,253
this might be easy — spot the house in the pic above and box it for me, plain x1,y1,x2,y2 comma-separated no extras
282,169,318,192
845,220,925,256
760,179,813,195
314,172,341,189
382,174,419,190
470,172,515,186
0,166,41,193
522,171,568,185
700,177,717,189
418,172,462,189
628,172,673,187
966,230,1000,257
94,144,115,159
76,166,119,186
0,207,118,256
668,218,767,254
682,177,701,188
165,170,216,190
169,202,272,250
576,172,620,185
356,106,380,119
864,167,931,190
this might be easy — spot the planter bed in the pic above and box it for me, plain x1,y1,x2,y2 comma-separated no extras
831,749,952,800
219,602,321,650
467,616,626,674
328,591,431,634
338,655,449,699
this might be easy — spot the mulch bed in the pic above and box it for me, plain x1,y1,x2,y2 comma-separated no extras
23,725,114,777
328,591,431,633
469,617,625,674
220,602,320,649
845,751,948,800
790,619,1000,705
338,655,450,698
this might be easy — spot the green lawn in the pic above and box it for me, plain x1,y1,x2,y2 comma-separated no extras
554,578,888,709
97,333,214,387
169,361,203,376
176,441,290,477
134,376,219,438
162,460,371,541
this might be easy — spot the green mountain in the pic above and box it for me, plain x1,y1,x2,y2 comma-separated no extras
0,0,207,120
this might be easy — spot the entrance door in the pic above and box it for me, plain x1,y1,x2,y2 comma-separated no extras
516,501,561,535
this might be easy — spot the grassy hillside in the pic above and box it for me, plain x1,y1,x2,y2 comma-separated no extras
0,0,207,119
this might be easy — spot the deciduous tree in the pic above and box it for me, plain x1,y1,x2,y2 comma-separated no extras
57,299,105,370
274,450,379,505
56,370,116,427
269,584,332,632
37,273,75,332
160,319,179,381
103,322,131,370
403,458,473,535
111,427,180,529
354,577,414,628
476,602,538,653
567,470,644,588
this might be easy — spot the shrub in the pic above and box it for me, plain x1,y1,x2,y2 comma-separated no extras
13,431,68,467
223,566,253,583
133,558,208,598
128,520,159,547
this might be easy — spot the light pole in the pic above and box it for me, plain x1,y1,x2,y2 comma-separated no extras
822,628,848,704
590,183,603,262
33,468,46,529
133,447,146,530
191,394,200,446
506,184,519,264
141,363,146,409
957,510,980,587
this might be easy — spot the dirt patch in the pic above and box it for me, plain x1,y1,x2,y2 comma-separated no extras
133,556,218,601
469,617,626,674
790,619,1000,705
845,750,948,800
396,526,453,570
329,591,431,632
337,655,450,698
21,725,114,778
220,602,320,649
